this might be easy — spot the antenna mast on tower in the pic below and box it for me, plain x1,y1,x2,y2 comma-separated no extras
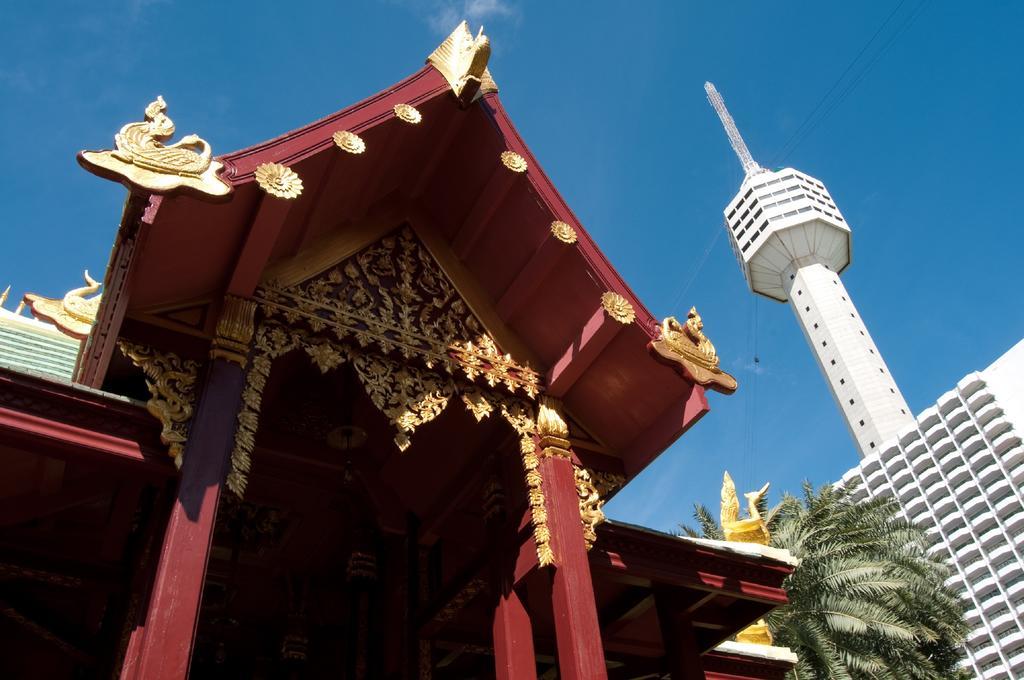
705,82,763,177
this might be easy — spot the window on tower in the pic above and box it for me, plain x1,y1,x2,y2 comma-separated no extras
850,399,855,405
831,359,836,365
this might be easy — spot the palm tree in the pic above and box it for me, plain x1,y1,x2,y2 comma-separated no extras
681,481,970,679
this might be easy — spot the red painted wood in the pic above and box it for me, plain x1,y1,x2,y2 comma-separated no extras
494,226,567,322
452,166,517,260
492,586,537,680
0,368,171,476
623,386,709,477
655,589,705,680
546,306,622,398
126,359,245,680
226,194,294,296
541,453,607,679
77,193,158,388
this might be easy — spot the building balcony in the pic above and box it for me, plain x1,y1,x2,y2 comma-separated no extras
1007,577,1024,599
972,510,999,535
988,610,1017,634
1010,462,1024,485
941,450,965,473
971,448,996,472
973,574,998,596
986,541,1014,564
926,482,950,504
932,436,956,458
962,495,987,518
904,495,927,518
932,494,956,518
1006,511,1024,534
891,467,914,490
886,452,909,475
863,457,882,476
949,525,973,549
938,389,961,415
959,540,982,563
997,559,1023,579
965,606,982,626
963,433,989,457
974,524,1007,553
975,402,1004,426
905,438,928,461
944,464,969,488
899,426,923,447
985,418,1013,441
965,557,991,580
994,431,1023,456
979,460,1005,485
912,452,935,475
927,423,950,446
996,494,1021,517
947,409,971,431
880,443,901,464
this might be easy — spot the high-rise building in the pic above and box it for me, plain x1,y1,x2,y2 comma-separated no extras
842,340,1024,678
706,83,913,457
704,83,1024,678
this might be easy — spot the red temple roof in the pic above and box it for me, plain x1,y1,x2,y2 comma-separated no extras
77,34,730,480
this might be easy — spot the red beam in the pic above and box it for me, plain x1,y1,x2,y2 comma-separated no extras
622,385,709,477
495,234,569,322
0,369,171,477
226,194,294,297
493,585,538,680
545,306,622,398
452,165,518,260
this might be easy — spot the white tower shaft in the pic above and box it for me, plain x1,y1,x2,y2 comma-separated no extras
708,81,915,457
785,261,912,454
705,82,763,177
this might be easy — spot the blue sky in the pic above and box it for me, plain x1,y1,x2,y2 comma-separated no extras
2,1,1022,532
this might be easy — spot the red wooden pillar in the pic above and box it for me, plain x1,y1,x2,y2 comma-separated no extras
655,588,705,680
537,398,607,680
493,585,537,679
123,297,255,680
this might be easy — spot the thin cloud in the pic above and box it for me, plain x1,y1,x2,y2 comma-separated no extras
427,0,519,34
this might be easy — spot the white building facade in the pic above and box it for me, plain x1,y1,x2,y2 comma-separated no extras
842,340,1024,678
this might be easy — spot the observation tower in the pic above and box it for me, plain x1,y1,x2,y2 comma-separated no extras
706,82,913,457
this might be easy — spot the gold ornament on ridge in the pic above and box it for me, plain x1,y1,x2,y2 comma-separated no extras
23,270,102,340
78,96,231,199
500,150,528,173
393,103,422,125
333,130,366,154
550,220,577,244
426,21,498,106
255,163,303,199
650,307,737,394
601,291,635,325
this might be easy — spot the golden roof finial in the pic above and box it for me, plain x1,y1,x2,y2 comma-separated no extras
426,21,499,106
721,470,774,645
23,270,102,340
650,307,737,394
78,96,232,200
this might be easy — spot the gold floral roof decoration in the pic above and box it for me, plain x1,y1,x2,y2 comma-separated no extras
24,271,103,340
550,220,577,244
500,150,528,173
332,130,366,154
254,163,303,199
394,103,422,125
650,306,737,394
601,291,635,325
426,21,497,105
78,96,231,199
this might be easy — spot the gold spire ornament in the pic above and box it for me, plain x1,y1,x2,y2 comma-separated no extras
23,271,102,340
601,292,635,325
332,130,366,154
720,470,774,645
650,307,737,394
255,163,303,199
393,103,422,125
78,96,231,199
426,21,498,106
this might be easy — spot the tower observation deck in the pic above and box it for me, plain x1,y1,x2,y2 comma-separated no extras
706,83,913,457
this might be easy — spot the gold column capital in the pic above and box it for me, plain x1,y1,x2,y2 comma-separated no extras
210,295,257,368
